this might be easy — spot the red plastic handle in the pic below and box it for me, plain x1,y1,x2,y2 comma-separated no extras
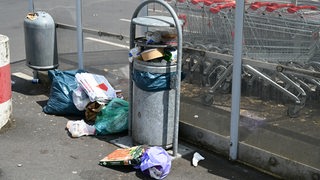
287,5,317,13
191,0,205,5
204,0,234,6
204,0,214,6
178,14,187,21
265,3,296,12
249,2,273,10
178,14,187,27
210,2,236,13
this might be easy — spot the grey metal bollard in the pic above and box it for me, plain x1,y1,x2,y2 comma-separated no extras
24,11,58,70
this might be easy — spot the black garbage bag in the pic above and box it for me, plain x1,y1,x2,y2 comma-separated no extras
43,69,85,116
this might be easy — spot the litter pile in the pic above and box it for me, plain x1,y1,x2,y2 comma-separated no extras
42,69,175,179
42,69,128,138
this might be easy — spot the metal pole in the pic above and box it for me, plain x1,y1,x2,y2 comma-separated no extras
173,11,183,158
76,0,84,70
28,0,34,12
28,0,38,82
229,0,245,161
140,0,148,35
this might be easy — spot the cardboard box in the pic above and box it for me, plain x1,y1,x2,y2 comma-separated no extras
141,48,164,61
99,146,145,166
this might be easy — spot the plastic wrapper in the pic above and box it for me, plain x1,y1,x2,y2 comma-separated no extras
128,47,141,63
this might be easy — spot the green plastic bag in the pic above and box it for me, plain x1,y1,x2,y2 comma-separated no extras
94,98,129,135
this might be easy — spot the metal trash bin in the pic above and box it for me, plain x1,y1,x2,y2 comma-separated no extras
131,60,176,149
24,11,58,70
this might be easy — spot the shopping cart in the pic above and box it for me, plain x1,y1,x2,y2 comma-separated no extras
153,1,320,117
243,3,320,63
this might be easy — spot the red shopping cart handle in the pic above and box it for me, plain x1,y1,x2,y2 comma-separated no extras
191,0,205,5
265,3,296,12
210,2,236,13
204,0,235,6
287,5,317,13
204,0,214,6
178,14,187,21
249,2,273,10
178,14,187,26
178,14,187,22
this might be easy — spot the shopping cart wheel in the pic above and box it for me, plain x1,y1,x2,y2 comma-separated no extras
287,105,300,118
219,81,231,94
201,94,214,106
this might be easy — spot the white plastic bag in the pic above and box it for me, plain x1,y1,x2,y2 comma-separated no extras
75,73,116,103
72,86,90,111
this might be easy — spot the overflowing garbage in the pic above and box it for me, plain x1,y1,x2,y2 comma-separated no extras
129,30,184,93
129,30,178,64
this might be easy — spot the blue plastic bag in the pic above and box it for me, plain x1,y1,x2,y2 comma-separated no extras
94,98,129,135
43,69,85,116
132,69,176,92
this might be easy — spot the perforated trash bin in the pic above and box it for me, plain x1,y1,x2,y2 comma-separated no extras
132,60,177,149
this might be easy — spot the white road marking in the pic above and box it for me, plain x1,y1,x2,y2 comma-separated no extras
12,72,33,81
148,9,165,13
85,37,129,49
120,18,131,22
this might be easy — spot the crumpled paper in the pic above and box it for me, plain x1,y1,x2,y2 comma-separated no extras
137,146,172,179
192,152,205,167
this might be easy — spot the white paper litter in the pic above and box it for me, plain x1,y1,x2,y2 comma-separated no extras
192,152,205,167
